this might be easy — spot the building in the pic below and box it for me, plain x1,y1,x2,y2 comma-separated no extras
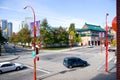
21,17,33,29
0,19,13,40
8,22,13,38
0,20,8,39
77,23,113,46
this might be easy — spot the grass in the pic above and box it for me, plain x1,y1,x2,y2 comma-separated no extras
18,45,70,50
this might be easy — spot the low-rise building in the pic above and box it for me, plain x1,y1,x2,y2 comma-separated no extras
77,23,113,46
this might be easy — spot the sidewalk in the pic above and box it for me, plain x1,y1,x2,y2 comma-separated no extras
0,55,19,62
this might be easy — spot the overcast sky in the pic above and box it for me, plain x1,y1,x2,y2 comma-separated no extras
0,0,116,32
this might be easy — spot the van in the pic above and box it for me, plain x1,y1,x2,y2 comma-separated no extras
63,57,88,68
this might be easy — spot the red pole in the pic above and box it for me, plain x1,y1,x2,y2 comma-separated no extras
100,32,102,53
34,57,36,80
105,13,109,72
24,6,37,80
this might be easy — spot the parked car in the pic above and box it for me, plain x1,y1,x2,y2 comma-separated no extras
0,62,23,74
63,57,88,68
108,46,116,52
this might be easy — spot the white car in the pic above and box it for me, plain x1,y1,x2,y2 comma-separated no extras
0,62,23,74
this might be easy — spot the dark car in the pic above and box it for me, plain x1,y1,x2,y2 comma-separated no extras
108,46,116,52
63,57,88,68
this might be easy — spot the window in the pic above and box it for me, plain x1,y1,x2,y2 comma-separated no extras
1,63,14,67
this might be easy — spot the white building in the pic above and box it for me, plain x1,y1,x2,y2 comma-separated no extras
21,17,33,29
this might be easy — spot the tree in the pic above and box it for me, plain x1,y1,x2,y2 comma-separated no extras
76,34,82,43
110,40,117,46
0,29,7,56
68,23,76,44
40,18,50,46
8,32,18,44
40,18,48,28
17,26,31,44
68,23,76,33
56,26,69,45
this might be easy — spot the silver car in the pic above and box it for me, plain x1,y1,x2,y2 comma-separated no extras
0,62,23,74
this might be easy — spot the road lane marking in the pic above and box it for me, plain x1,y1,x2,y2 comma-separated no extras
97,57,114,70
26,65,51,74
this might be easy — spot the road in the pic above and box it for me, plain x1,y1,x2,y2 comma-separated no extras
0,67,46,80
0,44,116,80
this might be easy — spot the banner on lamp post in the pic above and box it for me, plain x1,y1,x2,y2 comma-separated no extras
30,20,40,38
99,32,105,38
69,35,73,39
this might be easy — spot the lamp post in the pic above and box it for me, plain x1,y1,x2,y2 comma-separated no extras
105,13,109,72
24,6,37,80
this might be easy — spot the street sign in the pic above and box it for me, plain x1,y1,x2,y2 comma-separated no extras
32,51,36,58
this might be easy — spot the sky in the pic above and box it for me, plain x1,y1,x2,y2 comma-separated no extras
0,0,116,32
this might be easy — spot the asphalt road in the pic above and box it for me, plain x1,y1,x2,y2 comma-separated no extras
0,44,116,80
0,67,46,80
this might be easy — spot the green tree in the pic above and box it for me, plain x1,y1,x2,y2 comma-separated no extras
8,32,18,44
40,18,48,28
76,34,82,43
0,30,7,56
68,23,76,43
56,26,69,45
17,25,31,44
40,18,52,46
110,40,117,46
68,23,76,33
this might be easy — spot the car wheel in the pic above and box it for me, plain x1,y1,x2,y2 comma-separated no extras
84,64,86,67
16,67,20,71
0,70,2,74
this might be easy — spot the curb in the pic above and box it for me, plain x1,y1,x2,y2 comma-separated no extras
0,55,20,62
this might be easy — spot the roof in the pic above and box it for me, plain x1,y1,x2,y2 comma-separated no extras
77,23,105,32
0,62,11,66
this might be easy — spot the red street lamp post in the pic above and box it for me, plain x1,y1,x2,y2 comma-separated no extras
105,13,109,72
24,6,37,80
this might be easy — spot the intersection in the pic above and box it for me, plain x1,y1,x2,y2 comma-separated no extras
0,44,116,80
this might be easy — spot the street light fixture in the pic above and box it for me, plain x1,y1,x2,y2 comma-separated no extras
24,5,37,80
